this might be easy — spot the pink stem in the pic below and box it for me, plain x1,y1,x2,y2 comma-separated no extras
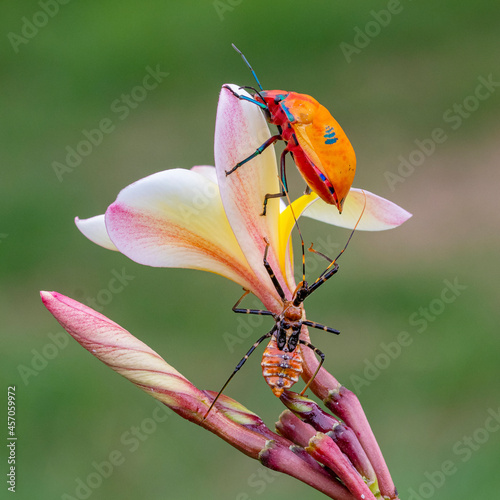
300,327,398,499
306,433,377,500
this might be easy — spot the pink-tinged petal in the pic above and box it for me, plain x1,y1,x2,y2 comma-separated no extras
75,214,118,251
190,165,218,184
215,84,288,311
104,168,270,302
300,188,412,231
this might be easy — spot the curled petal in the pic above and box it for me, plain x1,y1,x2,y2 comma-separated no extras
75,214,118,251
104,168,267,300
215,84,289,310
292,189,412,231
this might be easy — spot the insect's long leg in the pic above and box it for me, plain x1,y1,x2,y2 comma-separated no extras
304,262,340,297
223,84,267,109
302,320,340,335
313,189,367,272
308,243,333,263
225,135,282,176
261,149,290,216
263,240,286,301
204,328,275,419
231,289,276,317
238,85,268,108
298,340,325,396
276,165,306,285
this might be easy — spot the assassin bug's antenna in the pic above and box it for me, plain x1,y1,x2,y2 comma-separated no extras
280,177,306,283
297,191,367,395
232,43,264,92
310,190,367,275
303,190,367,304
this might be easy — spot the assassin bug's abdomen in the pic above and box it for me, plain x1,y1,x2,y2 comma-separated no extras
261,337,303,397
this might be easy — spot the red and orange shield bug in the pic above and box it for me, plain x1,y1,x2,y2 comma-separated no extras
225,44,356,216
204,194,366,418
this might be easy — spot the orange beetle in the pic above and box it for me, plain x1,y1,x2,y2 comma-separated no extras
225,45,356,215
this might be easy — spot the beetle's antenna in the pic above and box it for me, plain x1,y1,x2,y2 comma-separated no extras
232,44,263,92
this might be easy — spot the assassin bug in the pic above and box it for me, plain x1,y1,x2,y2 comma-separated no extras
225,44,356,216
204,195,365,418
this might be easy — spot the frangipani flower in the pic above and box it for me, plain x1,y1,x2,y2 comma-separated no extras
76,85,411,314
42,84,411,499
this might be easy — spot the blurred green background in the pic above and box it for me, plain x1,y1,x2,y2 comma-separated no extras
2,0,500,498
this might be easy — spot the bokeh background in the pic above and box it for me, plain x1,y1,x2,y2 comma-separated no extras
2,1,500,499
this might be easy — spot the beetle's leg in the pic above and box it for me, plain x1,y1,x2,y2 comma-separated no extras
225,135,282,176
298,340,325,396
261,149,290,216
203,328,275,419
223,84,267,109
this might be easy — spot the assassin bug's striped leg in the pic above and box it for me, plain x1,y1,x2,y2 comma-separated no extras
302,320,340,335
231,289,276,318
298,339,325,396
303,261,340,299
262,238,286,300
204,328,276,418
